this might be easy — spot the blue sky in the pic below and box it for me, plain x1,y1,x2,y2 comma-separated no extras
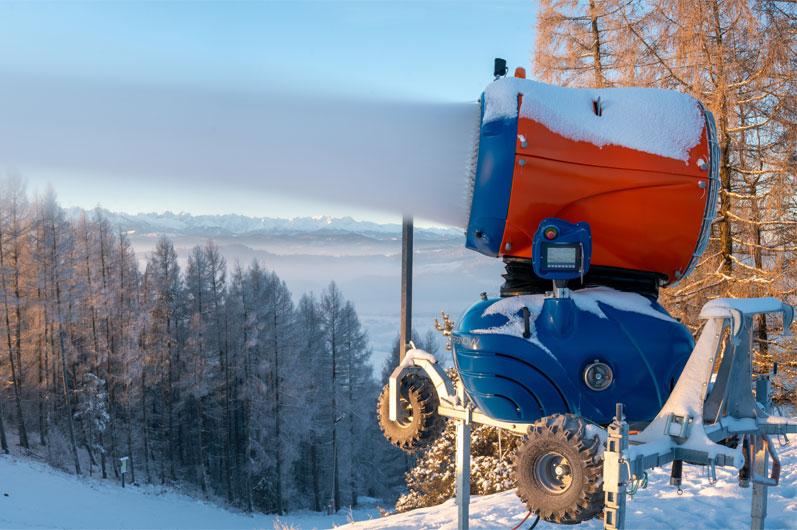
0,1,537,222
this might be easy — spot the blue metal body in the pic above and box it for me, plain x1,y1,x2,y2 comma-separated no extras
465,93,517,257
452,294,694,425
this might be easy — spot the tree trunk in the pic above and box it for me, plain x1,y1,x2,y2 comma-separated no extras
588,0,605,88
311,434,320,512
195,398,208,495
0,394,9,453
749,182,769,357
709,0,733,278
38,336,46,446
274,313,283,515
142,367,152,484
167,317,176,482
51,226,81,476
0,231,29,448
125,396,136,485
57,322,81,475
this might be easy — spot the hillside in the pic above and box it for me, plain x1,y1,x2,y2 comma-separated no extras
2,439,796,529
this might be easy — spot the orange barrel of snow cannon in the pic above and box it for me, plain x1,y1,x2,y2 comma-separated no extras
465,76,719,292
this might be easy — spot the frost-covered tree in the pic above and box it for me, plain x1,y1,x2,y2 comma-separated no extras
396,422,516,512
74,373,108,477
0,181,394,513
0,175,30,449
393,369,516,512
292,292,327,511
534,0,797,400
535,0,644,88
32,186,81,475
144,236,182,483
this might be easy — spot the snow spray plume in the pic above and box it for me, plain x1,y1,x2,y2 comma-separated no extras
0,76,480,227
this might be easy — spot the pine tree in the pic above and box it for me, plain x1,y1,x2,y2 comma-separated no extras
396,397,516,513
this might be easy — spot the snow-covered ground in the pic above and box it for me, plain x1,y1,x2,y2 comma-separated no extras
2,438,796,529
349,440,797,529
0,453,383,529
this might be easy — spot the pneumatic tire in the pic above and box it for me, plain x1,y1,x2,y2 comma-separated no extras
377,374,445,453
513,414,604,524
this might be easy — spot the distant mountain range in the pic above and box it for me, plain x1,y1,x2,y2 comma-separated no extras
66,208,464,240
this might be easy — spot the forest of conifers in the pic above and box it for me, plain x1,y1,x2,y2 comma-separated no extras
0,178,402,514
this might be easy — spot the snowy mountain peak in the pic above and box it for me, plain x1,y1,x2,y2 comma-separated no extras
65,208,462,239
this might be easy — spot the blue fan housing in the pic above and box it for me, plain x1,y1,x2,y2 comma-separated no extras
452,292,693,425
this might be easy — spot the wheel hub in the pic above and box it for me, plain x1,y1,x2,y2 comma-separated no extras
535,452,573,494
396,397,414,427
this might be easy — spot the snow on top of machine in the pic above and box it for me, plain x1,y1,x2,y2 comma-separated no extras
700,297,793,320
482,77,705,162
398,348,438,369
699,297,794,338
483,287,677,324
471,287,675,359
631,318,744,467
472,309,555,359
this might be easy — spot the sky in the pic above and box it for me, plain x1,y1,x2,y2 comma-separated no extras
0,0,538,225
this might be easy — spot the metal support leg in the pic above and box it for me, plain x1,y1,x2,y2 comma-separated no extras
751,377,771,530
604,404,629,530
751,436,769,530
455,382,470,530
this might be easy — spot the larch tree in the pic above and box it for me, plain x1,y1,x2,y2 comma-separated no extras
33,186,81,475
625,0,797,392
535,0,641,87
0,175,30,448
0,180,396,512
144,236,182,483
293,292,327,512
534,0,797,398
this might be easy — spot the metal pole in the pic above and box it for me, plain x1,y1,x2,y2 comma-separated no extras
400,216,413,363
604,403,629,530
455,381,470,530
751,377,771,530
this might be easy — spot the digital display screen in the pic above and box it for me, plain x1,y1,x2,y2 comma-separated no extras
546,246,578,267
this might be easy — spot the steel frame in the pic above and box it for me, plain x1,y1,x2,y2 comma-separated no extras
389,297,795,530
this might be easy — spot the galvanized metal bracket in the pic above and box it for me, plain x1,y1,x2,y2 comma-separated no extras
664,413,694,442
388,352,458,422
603,404,630,530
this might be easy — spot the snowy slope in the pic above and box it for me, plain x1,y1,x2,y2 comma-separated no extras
350,440,797,530
0,453,382,529
2,438,796,529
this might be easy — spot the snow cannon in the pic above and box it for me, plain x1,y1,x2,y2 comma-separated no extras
465,69,719,296
377,64,797,529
